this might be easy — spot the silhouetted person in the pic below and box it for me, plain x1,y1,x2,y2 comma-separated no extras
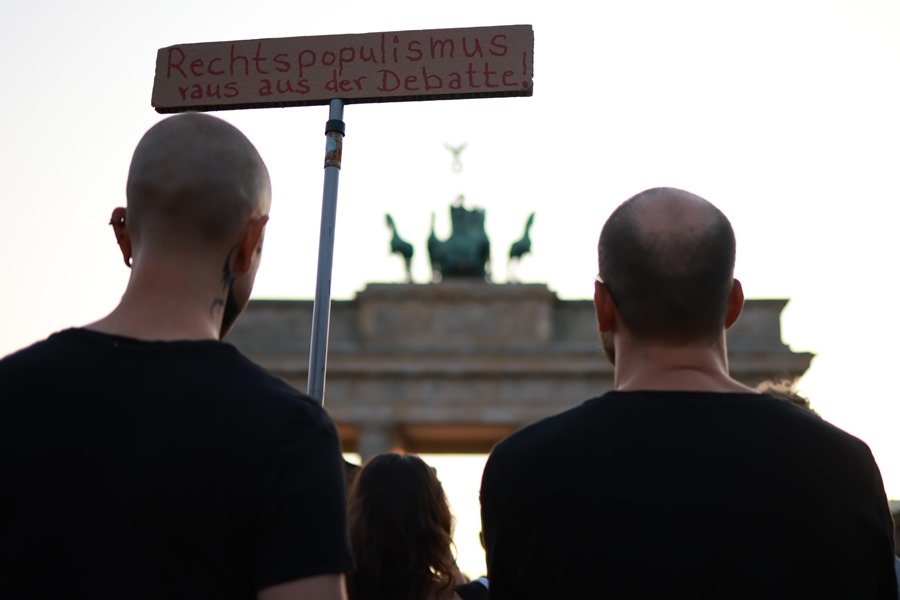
480,187,897,599
347,453,473,600
0,113,352,599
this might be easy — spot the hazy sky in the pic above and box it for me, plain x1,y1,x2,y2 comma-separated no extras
2,0,899,579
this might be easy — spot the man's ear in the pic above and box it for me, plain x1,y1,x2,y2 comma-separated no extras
109,207,132,268
725,278,744,329
594,279,616,333
233,214,270,274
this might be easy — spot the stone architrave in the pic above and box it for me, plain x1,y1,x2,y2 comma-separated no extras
227,282,813,460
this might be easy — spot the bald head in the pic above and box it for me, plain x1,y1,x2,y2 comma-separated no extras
598,187,736,343
126,113,271,248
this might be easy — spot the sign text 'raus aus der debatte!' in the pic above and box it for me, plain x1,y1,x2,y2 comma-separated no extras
152,24,534,113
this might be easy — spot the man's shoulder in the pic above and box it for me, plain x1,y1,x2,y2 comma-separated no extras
486,394,609,471
214,344,326,416
188,342,333,432
0,329,79,373
0,328,326,422
491,390,646,448
486,389,872,466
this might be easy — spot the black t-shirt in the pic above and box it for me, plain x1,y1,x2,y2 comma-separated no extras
480,391,898,599
0,328,353,599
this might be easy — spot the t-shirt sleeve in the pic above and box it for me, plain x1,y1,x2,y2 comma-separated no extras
250,401,354,591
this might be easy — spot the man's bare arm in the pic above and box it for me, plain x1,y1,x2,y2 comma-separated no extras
258,574,347,600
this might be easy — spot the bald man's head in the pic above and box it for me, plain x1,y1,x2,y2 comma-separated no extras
598,187,736,343
125,113,271,249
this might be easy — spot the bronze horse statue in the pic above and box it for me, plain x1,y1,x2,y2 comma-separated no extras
508,212,535,283
385,213,414,282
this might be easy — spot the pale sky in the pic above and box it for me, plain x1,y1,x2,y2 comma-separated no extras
2,0,899,580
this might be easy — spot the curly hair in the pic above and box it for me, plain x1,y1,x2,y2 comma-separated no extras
756,377,819,416
347,453,458,600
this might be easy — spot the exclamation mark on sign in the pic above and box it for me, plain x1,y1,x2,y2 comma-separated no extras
522,51,529,88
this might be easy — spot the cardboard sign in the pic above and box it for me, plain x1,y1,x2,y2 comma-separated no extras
152,25,533,113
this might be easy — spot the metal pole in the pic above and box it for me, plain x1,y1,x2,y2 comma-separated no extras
307,99,345,404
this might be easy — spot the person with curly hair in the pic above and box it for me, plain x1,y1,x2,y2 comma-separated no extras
347,452,484,600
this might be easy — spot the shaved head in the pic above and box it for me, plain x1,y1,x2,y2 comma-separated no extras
126,113,271,248
598,187,736,343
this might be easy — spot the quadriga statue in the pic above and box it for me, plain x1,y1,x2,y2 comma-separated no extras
427,196,491,282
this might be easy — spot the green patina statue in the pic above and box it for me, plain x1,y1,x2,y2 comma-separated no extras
507,211,535,283
428,195,491,282
382,143,534,284
385,214,414,282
